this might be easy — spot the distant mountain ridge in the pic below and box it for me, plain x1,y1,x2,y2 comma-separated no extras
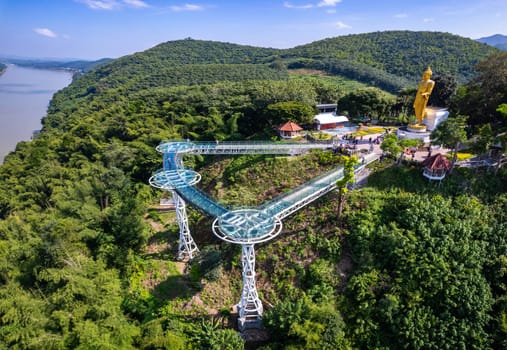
0,57,111,73
476,34,507,51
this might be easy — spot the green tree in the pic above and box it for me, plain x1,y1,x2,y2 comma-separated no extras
336,155,358,222
263,297,351,349
380,133,403,163
430,115,468,173
209,329,245,350
0,283,49,349
191,319,244,350
339,87,393,121
391,88,416,124
342,192,495,349
138,318,187,350
428,73,458,108
498,103,507,118
265,101,315,126
302,258,338,302
99,189,147,270
452,52,507,127
475,123,494,154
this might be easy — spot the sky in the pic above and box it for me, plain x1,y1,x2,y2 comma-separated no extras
0,0,506,60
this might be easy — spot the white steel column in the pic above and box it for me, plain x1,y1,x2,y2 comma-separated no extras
172,191,199,260
238,243,263,330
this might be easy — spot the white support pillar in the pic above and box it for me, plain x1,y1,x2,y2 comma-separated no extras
238,243,263,330
172,191,199,260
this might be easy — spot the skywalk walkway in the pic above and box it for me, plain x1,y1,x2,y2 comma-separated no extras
150,140,379,242
260,152,378,220
150,139,380,330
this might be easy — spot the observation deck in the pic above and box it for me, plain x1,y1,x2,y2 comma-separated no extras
150,139,379,330
150,140,379,243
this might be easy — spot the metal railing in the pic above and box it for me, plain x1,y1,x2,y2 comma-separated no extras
154,140,380,240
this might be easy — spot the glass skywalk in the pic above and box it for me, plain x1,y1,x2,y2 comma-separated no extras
150,140,379,242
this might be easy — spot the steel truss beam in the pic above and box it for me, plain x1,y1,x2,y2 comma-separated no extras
173,191,199,260
238,244,263,330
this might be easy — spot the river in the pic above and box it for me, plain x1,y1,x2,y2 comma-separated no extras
0,64,73,163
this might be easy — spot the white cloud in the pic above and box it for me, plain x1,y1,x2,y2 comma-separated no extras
76,0,149,10
317,0,342,7
326,9,336,14
170,3,205,12
284,0,342,9
394,13,408,18
335,21,351,29
76,0,119,10
123,0,149,8
423,17,435,23
283,1,313,9
34,28,58,38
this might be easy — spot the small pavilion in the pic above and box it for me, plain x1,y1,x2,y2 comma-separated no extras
278,121,303,139
421,153,451,181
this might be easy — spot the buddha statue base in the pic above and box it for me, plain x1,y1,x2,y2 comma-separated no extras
407,123,427,132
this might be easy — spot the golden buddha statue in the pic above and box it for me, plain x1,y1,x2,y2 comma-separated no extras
412,66,435,127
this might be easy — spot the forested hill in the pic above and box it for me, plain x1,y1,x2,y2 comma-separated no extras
283,31,499,85
61,38,287,99
62,31,498,98
144,38,282,64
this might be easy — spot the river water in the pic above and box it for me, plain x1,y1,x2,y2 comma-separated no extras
0,65,73,163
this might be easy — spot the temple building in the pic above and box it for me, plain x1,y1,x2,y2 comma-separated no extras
313,103,349,131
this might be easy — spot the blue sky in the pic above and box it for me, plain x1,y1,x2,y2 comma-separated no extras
1,0,506,60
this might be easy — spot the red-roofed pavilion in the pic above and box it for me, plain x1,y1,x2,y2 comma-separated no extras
421,153,451,181
278,121,303,139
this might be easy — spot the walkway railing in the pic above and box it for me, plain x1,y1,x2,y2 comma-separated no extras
152,140,379,240
260,152,379,220
158,140,335,157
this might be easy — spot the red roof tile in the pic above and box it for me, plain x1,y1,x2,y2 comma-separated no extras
278,121,303,132
421,153,451,171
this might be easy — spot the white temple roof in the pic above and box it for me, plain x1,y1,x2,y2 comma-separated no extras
313,113,349,124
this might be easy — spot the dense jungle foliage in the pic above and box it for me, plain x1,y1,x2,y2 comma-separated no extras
0,33,506,349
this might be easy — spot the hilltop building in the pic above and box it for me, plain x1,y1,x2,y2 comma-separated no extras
313,103,349,131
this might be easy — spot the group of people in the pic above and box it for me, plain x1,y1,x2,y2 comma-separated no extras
337,134,382,145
